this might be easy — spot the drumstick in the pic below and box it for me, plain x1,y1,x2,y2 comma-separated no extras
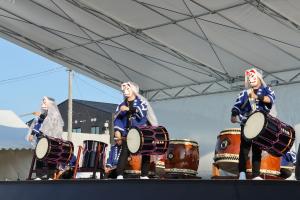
125,138,171,142
18,111,40,117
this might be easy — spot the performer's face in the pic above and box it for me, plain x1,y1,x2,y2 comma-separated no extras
41,97,48,113
115,138,122,146
247,70,261,88
121,83,134,98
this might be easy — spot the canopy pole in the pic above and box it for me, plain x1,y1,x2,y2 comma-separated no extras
67,69,73,141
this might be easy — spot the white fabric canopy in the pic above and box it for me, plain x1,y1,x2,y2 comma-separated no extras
0,110,32,180
0,110,31,150
0,0,299,101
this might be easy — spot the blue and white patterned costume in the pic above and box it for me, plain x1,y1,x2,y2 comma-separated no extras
231,85,275,124
106,144,122,168
114,96,148,137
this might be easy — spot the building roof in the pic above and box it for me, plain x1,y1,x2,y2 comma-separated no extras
60,99,118,113
0,110,32,150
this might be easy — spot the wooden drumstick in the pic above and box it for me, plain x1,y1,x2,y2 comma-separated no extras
18,111,41,117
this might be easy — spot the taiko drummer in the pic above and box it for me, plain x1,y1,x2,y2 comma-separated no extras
230,68,275,180
113,82,158,179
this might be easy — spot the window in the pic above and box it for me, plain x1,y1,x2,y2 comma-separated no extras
91,126,100,134
72,128,81,133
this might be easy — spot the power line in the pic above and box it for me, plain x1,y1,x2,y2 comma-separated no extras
0,66,64,85
74,73,121,101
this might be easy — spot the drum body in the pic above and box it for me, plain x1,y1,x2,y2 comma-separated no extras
244,111,295,157
125,154,141,176
214,129,282,178
214,128,241,174
280,155,295,179
82,140,107,168
164,139,199,177
127,126,169,155
246,152,281,178
149,154,166,178
35,136,74,164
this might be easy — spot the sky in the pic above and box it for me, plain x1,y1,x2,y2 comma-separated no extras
0,38,123,123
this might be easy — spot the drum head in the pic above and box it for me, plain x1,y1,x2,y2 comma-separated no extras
35,137,49,159
127,128,141,154
244,112,265,140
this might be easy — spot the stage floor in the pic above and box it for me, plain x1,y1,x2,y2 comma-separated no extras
0,179,299,200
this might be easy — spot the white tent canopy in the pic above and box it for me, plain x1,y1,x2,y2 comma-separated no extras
0,0,300,101
0,110,31,150
0,110,32,180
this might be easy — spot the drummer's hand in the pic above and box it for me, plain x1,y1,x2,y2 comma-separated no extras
32,111,41,116
120,106,129,112
28,134,34,142
231,116,238,123
105,167,111,174
249,89,258,99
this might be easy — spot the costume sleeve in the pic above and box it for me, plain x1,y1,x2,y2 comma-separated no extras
134,100,148,120
231,90,247,116
31,119,42,136
106,147,114,168
265,86,275,104
114,103,127,119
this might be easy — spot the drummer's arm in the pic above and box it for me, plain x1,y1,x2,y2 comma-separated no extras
114,104,128,119
28,118,43,141
135,101,147,120
230,91,246,123
231,107,240,123
254,87,275,104
257,95,271,103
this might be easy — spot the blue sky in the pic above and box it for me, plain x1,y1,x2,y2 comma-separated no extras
0,38,122,122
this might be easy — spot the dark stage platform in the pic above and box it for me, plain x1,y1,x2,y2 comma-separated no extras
1,179,300,200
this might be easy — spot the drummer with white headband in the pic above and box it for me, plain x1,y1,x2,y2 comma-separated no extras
230,68,275,180
27,96,64,180
28,96,64,143
114,82,158,179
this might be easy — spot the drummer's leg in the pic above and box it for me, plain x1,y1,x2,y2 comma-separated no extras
252,143,262,178
116,139,129,177
35,159,45,179
141,155,150,178
239,129,252,174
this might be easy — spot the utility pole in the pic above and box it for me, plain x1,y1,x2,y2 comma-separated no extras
67,69,73,141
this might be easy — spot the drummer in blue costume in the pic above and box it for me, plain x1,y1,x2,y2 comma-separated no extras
114,82,158,179
27,96,65,180
104,135,123,179
28,96,64,142
230,68,275,180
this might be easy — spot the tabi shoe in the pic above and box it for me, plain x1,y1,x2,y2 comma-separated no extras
252,176,263,180
117,175,124,180
239,172,246,180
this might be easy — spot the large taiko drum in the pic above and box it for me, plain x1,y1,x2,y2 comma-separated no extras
35,136,74,164
81,140,107,168
214,128,282,178
127,126,169,155
244,111,295,157
214,128,241,174
164,139,199,177
124,154,141,177
246,152,281,178
149,154,166,178
280,153,295,179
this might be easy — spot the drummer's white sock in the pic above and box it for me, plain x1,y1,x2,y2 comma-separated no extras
117,175,124,179
239,172,246,180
